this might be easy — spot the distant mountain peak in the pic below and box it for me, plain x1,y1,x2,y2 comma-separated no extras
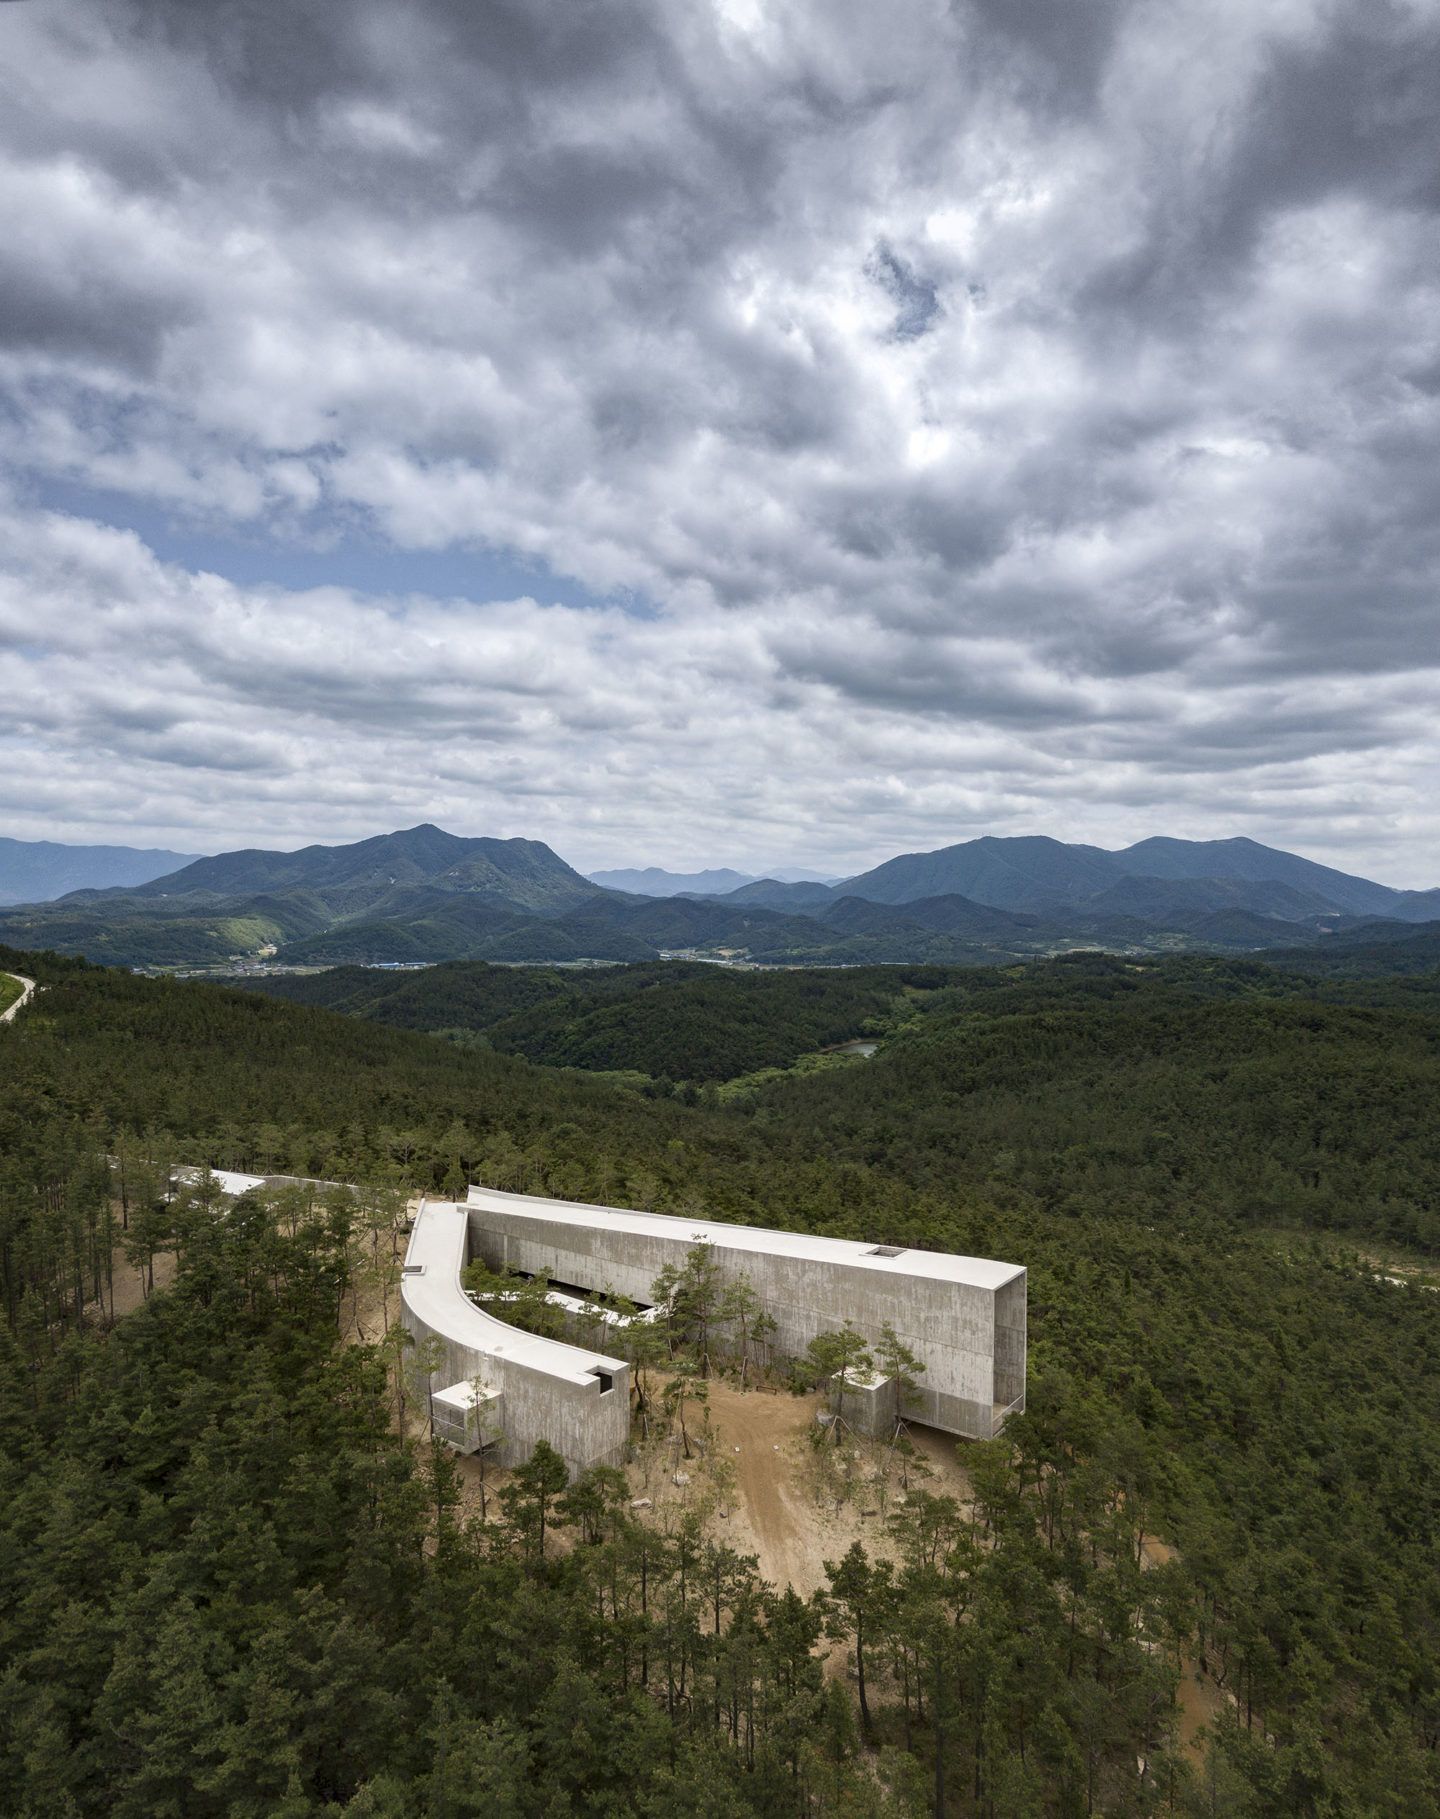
839,834,1120,911
0,835,202,907
588,865,759,897
838,832,1430,923
1114,835,1401,916
88,826,605,940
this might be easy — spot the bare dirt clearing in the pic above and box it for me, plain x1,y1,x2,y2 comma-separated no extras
630,1378,974,1597
89,1237,177,1320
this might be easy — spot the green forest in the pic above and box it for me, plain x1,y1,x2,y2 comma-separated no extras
2,944,1438,1815
246,960,926,1083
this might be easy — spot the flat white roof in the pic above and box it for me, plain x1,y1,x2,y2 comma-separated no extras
403,1202,626,1388
175,1167,269,1198
466,1184,1023,1293
432,1380,502,1411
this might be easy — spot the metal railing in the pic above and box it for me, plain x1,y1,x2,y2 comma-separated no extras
990,1394,1025,1437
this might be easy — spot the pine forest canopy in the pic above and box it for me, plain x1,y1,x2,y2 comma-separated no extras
1,937,1439,1813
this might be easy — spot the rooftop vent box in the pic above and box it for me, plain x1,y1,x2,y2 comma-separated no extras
402,1263,425,1277
867,1245,906,1259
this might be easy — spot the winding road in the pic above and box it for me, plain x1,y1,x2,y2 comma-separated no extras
1,972,35,1024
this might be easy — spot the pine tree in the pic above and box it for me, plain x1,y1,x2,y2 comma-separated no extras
500,1441,570,1562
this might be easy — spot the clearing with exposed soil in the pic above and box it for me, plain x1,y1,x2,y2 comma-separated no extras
630,1377,974,1597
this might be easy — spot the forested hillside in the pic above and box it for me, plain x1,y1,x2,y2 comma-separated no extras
2,943,1438,1814
741,956,1440,1251
246,960,928,1083
246,956,1440,1242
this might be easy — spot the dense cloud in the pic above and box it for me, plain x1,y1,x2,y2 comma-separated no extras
0,0,1437,879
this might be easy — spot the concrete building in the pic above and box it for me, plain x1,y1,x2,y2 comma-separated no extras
400,1201,630,1476
430,1379,504,1454
175,1163,1025,1465
465,1185,1026,1442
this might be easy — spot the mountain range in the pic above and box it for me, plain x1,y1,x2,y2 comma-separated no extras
0,824,1435,970
0,836,200,906
746,834,1440,921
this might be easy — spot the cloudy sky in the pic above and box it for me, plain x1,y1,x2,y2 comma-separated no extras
1,0,1437,882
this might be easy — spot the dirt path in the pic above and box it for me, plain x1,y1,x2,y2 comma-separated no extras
1,972,35,1024
716,1383,836,1593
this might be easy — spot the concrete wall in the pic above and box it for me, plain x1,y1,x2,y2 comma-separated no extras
401,1305,630,1477
993,1273,1027,1426
468,1203,1025,1442
400,1213,631,1478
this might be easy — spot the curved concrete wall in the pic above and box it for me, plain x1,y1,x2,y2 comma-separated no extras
403,1184,1025,1469
400,1200,630,1476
